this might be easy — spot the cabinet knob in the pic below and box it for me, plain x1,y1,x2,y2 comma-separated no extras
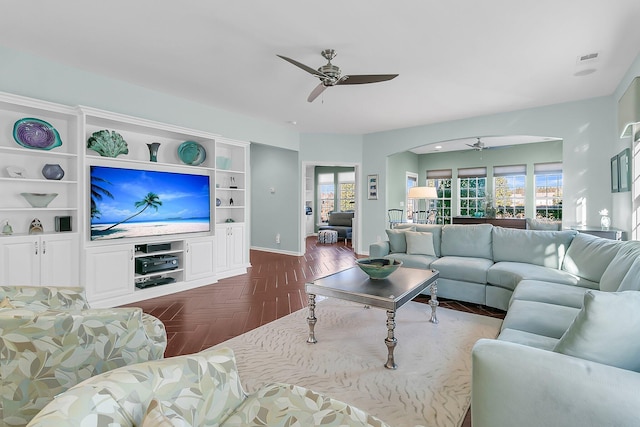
34,241,38,255
42,241,46,254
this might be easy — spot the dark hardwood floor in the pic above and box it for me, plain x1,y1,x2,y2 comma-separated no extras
124,236,505,426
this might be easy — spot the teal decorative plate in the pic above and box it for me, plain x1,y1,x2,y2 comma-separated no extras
178,141,206,166
13,118,62,150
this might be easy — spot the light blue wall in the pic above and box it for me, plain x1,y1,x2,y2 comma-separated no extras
300,133,363,163
387,151,419,221
362,96,617,249
0,45,300,150
250,143,300,253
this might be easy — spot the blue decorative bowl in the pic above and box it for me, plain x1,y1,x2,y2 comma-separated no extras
356,258,403,280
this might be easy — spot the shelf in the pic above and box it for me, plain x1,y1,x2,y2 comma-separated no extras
0,177,77,184
0,146,77,158
0,207,78,212
86,154,215,172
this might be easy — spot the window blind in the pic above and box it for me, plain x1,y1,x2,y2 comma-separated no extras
458,167,487,178
534,162,563,174
427,169,452,179
493,164,526,177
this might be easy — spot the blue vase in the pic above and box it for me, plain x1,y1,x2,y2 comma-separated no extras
42,164,65,180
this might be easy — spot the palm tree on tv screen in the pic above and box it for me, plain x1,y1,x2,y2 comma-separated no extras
90,175,114,219
103,192,163,231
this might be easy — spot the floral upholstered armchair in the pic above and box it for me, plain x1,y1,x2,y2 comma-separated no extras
0,286,166,427
28,347,389,427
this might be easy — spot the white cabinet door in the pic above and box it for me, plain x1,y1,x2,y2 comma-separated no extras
216,225,230,271
0,236,39,286
215,224,246,273
185,236,215,281
0,234,78,286
40,234,79,286
228,224,245,269
86,244,134,301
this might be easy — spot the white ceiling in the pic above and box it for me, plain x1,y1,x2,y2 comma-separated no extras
1,0,639,139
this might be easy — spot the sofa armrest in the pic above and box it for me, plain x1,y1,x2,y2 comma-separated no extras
1,285,89,310
369,241,390,257
1,307,166,426
472,339,640,427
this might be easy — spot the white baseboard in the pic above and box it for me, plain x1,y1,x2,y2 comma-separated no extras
251,246,302,256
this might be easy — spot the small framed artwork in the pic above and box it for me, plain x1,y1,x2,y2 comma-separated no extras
367,174,378,200
618,148,631,192
610,155,619,193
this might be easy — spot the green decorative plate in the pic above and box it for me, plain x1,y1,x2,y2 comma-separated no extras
178,141,206,166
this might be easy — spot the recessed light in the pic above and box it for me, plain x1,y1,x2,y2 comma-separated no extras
435,145,442,150
287,120,297,125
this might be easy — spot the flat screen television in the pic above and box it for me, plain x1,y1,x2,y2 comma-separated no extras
90,165,211,241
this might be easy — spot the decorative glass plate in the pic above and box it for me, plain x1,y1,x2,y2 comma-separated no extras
178,141,206,166
13,118,62,150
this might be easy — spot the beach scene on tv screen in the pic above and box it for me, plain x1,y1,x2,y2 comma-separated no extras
91,166,210,240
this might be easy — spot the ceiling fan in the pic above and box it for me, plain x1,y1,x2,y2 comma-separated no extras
466,138,489,151
277,49,398,102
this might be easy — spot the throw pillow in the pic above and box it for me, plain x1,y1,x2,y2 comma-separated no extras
0,296,14,309
141,399,189,427
386,228,412,253
553,290,640,372
405,231,436,256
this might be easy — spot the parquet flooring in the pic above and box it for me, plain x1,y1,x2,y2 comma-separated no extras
123,236,505,427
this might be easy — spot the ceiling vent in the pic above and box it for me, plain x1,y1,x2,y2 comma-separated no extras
577,52,599,64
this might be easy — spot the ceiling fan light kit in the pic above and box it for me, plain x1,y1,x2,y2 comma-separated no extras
277,49,398,102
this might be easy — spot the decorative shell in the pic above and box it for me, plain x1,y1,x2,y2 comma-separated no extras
87,130,129,157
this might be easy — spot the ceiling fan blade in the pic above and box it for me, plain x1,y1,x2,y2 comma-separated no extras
336,74,399,85
277,55,329,79
307,83,327,102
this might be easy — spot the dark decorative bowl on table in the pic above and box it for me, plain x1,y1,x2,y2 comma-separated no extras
356,258,403,280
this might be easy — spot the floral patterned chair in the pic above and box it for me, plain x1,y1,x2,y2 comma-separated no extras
0,286,166,427
28,347,389,427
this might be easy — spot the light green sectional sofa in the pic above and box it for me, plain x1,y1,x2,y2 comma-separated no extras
370,223,640,426
28,347,389,427
0,286,167,427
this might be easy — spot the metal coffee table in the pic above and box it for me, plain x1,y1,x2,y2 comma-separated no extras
305,266,439,369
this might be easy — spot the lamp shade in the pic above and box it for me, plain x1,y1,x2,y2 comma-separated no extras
408,186,438,199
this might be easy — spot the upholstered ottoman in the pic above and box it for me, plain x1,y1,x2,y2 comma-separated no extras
318,229,338,244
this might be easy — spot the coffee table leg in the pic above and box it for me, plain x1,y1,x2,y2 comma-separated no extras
307,293,317,344
384,309,398,369
429,281,439,324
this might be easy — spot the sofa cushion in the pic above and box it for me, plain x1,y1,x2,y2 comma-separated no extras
440,224,493,259
492,227,576,269
618,257,640,291
222,382,389,427
561,233,621,283
385,228,414,253
600,241,640,292
431,256,494,284
487,262,588,292
500,299,580,339
141,399,189,427
497,328,559,351
510,280,587,309
553,290,640,372
383,253,434,270
525,218,562,230
405,231,436,256
412,224,443,257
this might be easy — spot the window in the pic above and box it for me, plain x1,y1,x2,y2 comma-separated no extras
494,165,526,218
318,173,335,223
338,171,355,212
458,167,486,216
427,169,452,224
534,162,563,220
406,173,418,222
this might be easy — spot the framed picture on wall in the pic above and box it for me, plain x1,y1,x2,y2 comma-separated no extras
618,148,631,192
367,174,378,200
611,155,619,193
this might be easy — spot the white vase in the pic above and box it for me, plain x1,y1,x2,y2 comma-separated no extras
600,215,611,230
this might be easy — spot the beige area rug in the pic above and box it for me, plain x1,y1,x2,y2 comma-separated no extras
211,298,502,427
